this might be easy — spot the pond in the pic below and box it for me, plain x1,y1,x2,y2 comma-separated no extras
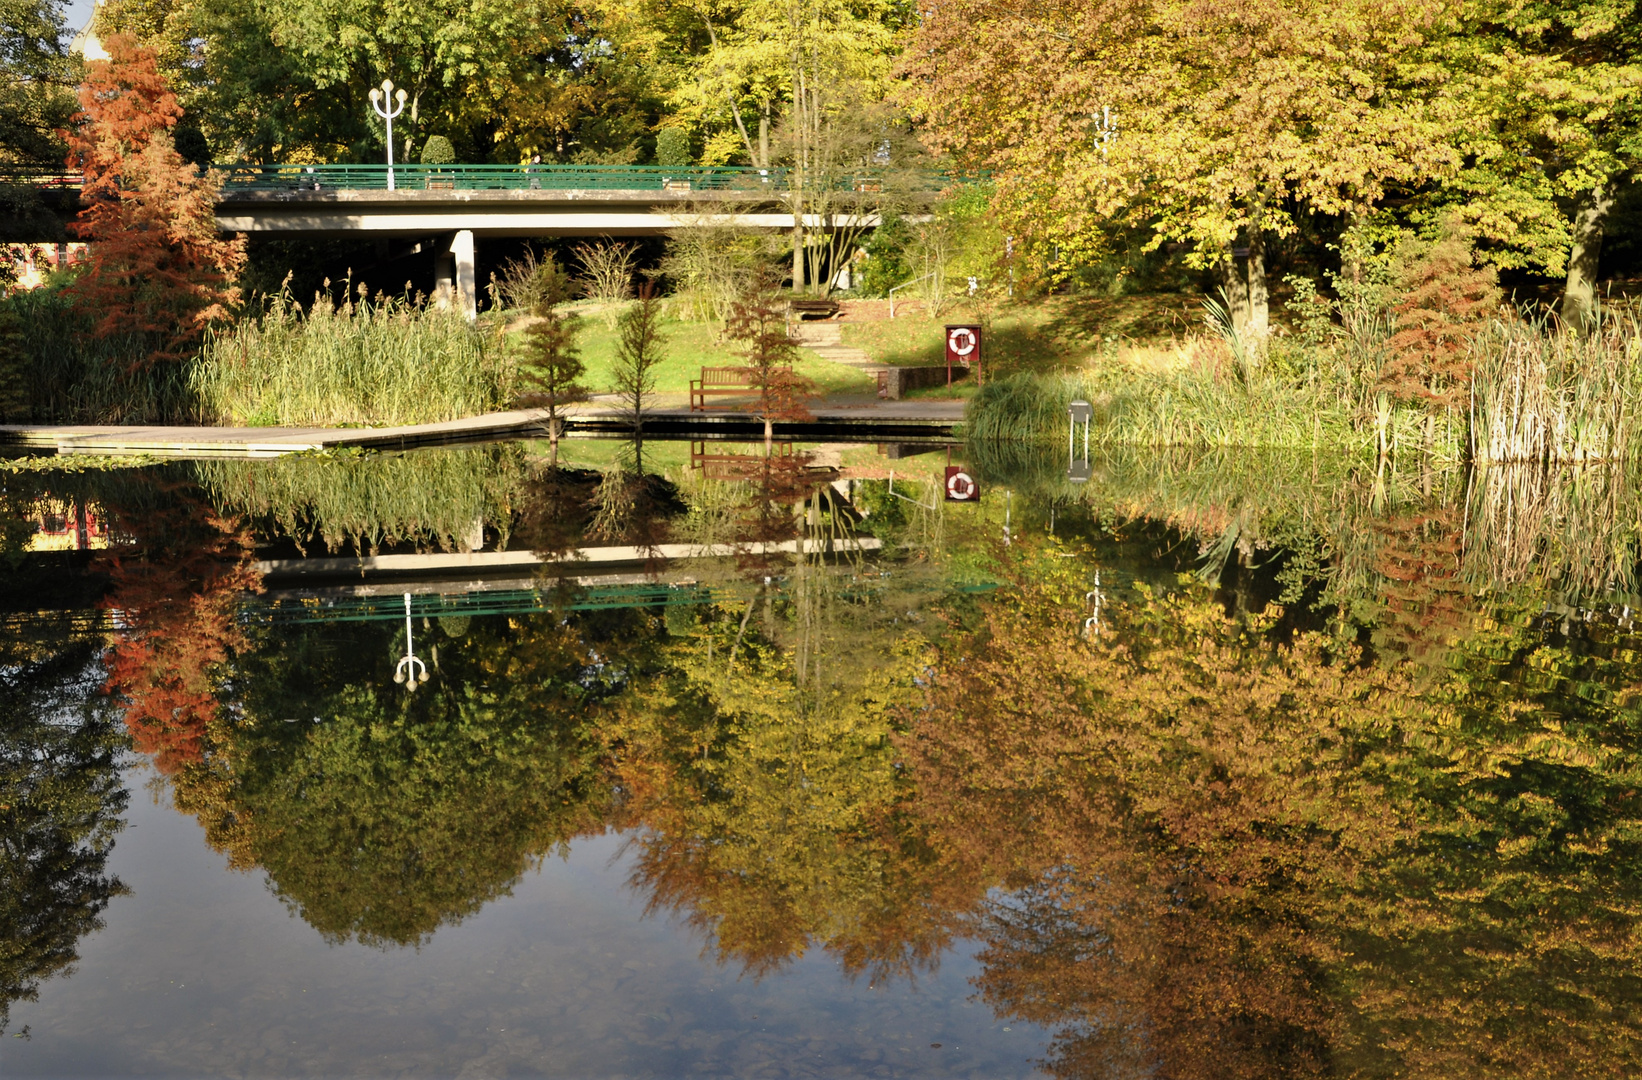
3,438,1640,1078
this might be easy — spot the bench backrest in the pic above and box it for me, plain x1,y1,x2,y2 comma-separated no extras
698,366,757,386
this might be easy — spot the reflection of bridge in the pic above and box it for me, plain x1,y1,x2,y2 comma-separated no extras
6,162,949,317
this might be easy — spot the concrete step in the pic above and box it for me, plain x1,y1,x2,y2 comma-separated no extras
803,344,876,367
791,322,843,347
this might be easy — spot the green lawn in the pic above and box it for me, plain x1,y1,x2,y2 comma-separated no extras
555,304,877,398
521,294,1196,405
840,293,1198,377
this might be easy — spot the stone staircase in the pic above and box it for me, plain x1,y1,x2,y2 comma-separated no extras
791,320,877,370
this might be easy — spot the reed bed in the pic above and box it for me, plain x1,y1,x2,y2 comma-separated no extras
4,287,196,423
195,445,524,555
1469,313,1642,464
967,368,1407,455
191,289,515,427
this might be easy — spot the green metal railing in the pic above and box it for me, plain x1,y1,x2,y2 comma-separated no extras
0,164,78,187
2,162,969,195
215,163,791,193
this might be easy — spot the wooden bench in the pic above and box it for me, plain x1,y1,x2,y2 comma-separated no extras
788,299,840,321
690,366,761,411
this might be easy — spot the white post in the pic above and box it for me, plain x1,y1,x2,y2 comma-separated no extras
394,592,427,690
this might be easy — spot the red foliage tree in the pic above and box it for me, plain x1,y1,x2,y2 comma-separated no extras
64,34,245,369
724,293,816,443
1377,228,1501,411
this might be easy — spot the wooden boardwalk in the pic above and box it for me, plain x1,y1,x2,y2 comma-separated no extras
0,401,965,458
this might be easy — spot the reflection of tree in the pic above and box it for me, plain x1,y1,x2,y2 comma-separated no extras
169,614,621,947
1338,600,1642,1077
903,541,1642,1078
0,642,129,1035
903,550,1410,1078
96,483,261,773
607,619,955,984
1368,505,1470,668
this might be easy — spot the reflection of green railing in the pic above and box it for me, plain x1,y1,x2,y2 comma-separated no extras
245,576,1001,625
249,583,725,625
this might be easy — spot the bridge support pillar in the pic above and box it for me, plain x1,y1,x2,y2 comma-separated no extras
451,229,477,321
434,252,454,310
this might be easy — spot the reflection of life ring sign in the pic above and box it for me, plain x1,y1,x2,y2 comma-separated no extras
944,466,979,502
947,327,978,357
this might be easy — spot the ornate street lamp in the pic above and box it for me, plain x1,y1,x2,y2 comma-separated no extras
369,79,408,191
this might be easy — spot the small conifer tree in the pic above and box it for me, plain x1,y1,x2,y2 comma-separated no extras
420,135,455,165
724,288,815,444
513,255,587,463
611,282,667,433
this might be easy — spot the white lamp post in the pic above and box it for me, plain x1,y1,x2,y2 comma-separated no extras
369,79,408,191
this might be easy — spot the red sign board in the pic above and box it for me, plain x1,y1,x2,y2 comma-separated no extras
944,324,982,386
944,466,979,502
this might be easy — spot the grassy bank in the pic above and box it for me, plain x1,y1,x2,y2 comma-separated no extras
967,308,1642,464
544,301,878,398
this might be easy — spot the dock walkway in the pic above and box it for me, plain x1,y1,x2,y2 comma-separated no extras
0,401,965,458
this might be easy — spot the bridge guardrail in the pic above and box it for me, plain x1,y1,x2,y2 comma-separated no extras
3,161,981,196
0,164,80,187
215,163,789,193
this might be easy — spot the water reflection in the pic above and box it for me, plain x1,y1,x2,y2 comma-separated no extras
4,443,1642,1074
0,636,128,1035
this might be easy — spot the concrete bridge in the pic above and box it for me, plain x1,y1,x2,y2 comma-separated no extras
6,162,943,316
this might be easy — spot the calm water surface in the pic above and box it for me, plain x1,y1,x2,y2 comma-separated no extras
9,762,1036,1077
4,442,1641,1077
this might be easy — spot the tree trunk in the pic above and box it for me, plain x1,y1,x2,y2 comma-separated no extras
792,223,805,291
1562,180,1615,334
1219,251,1249,332
759,100,770,170
1245,228,1269,342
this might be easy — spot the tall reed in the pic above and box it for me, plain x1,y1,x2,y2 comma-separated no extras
1469,312,1642,464
191,287,515,427
967,368,1399,455
3,287,197,423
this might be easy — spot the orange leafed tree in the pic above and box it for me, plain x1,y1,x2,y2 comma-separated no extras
64,33,245,368
724,292,816,443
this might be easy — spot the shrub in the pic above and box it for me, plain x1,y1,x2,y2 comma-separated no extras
420,136,456,165
655,128,691,168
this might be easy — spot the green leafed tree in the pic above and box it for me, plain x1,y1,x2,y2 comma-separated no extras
1421,0,1642,329
899,0,1459,343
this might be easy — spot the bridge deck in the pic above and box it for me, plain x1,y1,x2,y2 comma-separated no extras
0,402,965,459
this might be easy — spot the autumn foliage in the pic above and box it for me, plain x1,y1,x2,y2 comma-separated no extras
64,34,244,369
1378,228,1502,409
97,487,261,774
724,293,816,439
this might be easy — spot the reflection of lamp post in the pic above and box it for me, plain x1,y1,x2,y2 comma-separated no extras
368,79,408,191
394,592,427,691
1068,399,1093,483
1083,575,1104,638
